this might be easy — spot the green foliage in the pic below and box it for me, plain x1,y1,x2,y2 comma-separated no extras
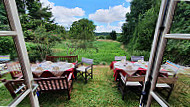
0,0,66,62
0,1,10,31
98,35,105,39
116,36,122,42
131,7,158,51
32,26,61,61
163,1,190,65
95,32,110,36
67,18,96,55
69,18,96,41
0,37,17,60
121,0,155,44
54,41,128,65
110,30,117,40
0,37,14,55
122,0,189,65
26,0,53,22
25,42,41,62
171,1,190,33
106,35,112,39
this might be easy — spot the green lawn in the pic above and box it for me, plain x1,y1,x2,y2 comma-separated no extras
0,66,189,107
0,66,140,107
0,40,189,106
53,40,129,65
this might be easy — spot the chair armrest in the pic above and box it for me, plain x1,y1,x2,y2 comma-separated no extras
16,75,23,80
14,84,26,94
74,60,78,64
75,62,83,68
68,73,73,81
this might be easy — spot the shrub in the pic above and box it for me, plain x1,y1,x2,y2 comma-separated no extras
0,36,17,60
98,35,105,39
26,42,41,62
106,35,112,39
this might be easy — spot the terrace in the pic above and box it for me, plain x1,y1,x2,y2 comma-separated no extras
0,0,190,107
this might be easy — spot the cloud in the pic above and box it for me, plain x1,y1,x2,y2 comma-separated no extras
40,0,85,27
89,5,130,23
96,21,125,33
126,0,132,2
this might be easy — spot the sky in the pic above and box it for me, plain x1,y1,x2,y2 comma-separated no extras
40,0,132,33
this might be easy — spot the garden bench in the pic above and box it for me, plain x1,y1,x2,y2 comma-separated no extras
1,73,73,100
34,73,73,100
46,56,78,63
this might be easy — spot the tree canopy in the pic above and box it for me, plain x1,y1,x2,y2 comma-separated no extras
69,18,96,41
110,30,117,40
121,0,190,65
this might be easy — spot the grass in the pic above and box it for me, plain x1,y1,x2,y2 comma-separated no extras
0,66,140,107
0,73,13,106
0,40,189,106
0,66,189,107
53,40,129,65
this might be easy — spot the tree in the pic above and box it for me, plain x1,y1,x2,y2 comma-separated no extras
26,0,53,22
33,25,61,60
0,0,10,31
121,0,155,44
67,18,96,55
110,30,117,40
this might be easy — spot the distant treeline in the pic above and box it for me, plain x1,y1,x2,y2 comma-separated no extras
95,32,121,36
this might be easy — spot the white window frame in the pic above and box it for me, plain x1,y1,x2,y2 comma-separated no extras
140,0,190,107
1,0,39,106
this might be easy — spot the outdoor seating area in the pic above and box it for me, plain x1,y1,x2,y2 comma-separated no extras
0,0,189,106
1,55,180,102
0,56,95,100
110,56,179,101
0,54,189,106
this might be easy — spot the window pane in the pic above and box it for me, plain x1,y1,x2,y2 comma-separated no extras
0,0,11,31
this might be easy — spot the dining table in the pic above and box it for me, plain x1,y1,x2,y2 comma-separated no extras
31,61,75,78
110,60,168,81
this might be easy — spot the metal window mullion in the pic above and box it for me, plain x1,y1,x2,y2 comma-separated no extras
3,0,39,107
0,31,17,37
8,89,30,106
143,0,168,82
146,0,177,106
140,0,169,106
164,34,190,40
150,92,169,107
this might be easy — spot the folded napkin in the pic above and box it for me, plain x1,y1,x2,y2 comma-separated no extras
35,67,43,71
52,66,60,71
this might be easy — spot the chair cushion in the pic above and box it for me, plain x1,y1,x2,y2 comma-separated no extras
76,66,90,72
156,83,171,88
121,74,142,86
125,81,142,86
120,73,142,86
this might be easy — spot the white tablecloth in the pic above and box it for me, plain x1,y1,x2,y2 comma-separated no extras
31,61,74,76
